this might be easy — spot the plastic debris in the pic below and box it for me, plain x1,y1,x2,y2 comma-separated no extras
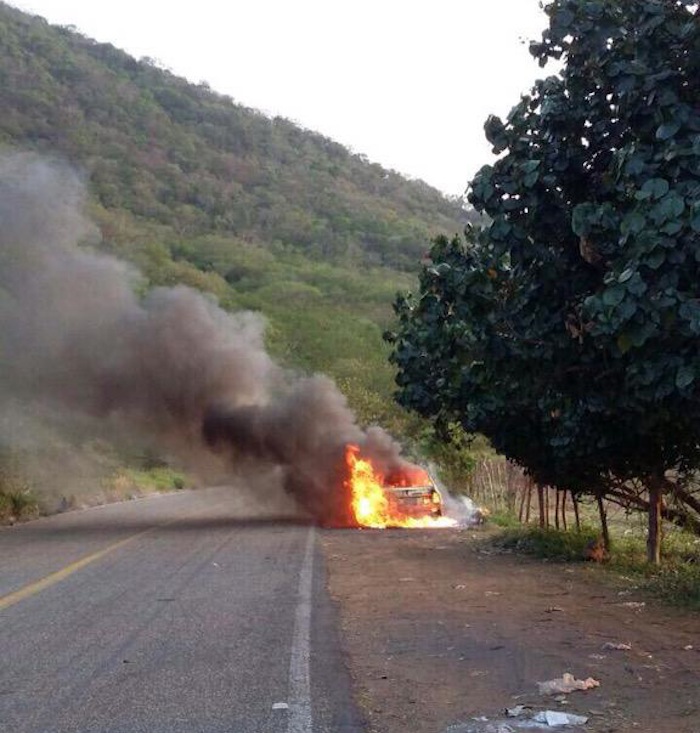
602,642,631,651
532,711,589,726
445,707,589,732
506,706,527,717
618,601,645,609
537,673,600,695
272,702,289,710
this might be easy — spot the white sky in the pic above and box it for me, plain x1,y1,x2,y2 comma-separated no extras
9,1,550,196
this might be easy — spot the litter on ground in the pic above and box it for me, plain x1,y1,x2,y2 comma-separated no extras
532,711,588,726
537,673,600,695
602,642,632,651
444,706,589,732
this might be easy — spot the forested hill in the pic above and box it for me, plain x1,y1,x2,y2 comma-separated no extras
0,2,467,270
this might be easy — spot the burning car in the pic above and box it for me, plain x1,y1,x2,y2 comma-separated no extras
345,444,455,528
383,472,442,519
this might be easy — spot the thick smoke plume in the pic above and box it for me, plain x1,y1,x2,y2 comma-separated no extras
0,153,411,524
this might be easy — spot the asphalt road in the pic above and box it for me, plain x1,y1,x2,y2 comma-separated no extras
0,488,364,733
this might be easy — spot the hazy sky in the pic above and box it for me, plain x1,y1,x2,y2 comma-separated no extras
10,1,551,196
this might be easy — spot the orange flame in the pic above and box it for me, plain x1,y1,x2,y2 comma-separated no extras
344,444,457,529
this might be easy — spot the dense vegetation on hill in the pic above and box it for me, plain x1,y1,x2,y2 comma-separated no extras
0,2,475,507
0,2,466,270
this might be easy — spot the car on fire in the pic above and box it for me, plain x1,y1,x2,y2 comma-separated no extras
383,470,443,519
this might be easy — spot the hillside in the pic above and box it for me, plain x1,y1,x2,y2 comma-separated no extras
0,2,476,507
0,2,466,270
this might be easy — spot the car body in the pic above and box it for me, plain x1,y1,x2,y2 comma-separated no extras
384,477,442,519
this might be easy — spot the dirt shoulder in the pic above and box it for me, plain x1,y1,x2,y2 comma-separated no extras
320,527,700,733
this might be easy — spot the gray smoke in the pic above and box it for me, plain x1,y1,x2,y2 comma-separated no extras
0,152,409,524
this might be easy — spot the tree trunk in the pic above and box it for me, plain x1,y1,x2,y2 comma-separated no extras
544,486,550,528
572,490,581,531
537,484,546,528
561,491,568,531
554,490,560,530
596,494,610,552
647,478,663,565
518,481,527,523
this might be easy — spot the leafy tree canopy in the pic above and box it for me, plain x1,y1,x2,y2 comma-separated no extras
390,0,700,556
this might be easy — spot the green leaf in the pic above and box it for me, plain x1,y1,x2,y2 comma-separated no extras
660,192,685,218
625,155,646,176
626,273,648,297
646,249,666,270
680,301,700,333
618,267,635,283
641,178,670,199
602,284,625,307
555,8,574,28
622,212,646,234
521,160,541,174
571,203,596,237
676,365,695,389
617,332,633,354
656,121,681,140
661,220,683,236
484,115,508,153
489,218,512,240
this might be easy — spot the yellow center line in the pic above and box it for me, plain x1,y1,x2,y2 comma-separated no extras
0,526,160,612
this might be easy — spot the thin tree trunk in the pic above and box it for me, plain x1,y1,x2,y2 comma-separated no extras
572,490,581,531
596,494,610,552
554,490,560,530
537,484,545,528
647,478,663,565
561,490,568,531
518,482,527,523
544,487,550,528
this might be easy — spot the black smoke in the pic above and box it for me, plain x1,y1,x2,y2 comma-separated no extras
0,153,412,524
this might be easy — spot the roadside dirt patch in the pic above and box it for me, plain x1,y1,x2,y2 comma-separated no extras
321,527,700,733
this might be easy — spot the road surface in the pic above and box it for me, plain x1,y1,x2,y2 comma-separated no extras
0,488,364,733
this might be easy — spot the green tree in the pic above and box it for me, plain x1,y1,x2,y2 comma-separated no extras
389,0,700,563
